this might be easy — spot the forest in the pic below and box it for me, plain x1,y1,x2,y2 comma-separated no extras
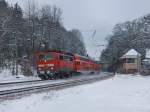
101,13,150,70
0,0,86,75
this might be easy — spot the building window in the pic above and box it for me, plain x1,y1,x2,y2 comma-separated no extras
126,58,135,63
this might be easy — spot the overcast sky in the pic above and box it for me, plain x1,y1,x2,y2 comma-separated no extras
7,0,150,59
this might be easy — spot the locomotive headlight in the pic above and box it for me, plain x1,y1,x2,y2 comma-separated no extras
47,71,50,74
38,64,45,67
51,67,54,70
39,71,45,74
47,64,54,67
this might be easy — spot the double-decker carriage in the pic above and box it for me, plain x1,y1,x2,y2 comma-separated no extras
35,50,100,80
73,54,100,74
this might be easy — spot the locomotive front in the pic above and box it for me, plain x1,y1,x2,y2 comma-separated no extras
35,51,58,79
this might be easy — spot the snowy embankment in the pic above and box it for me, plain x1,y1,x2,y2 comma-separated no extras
0,74,150,112
0,69,39,83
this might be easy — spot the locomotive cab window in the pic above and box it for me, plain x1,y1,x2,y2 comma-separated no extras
39,54,46,61
39,53,53,61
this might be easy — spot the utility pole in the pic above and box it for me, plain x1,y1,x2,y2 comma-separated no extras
15,32,18,76
31,19,36,75
11,31,18,76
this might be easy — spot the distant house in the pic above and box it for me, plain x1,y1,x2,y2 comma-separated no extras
118,49,141,74
142,49,150,63
140,49,150,75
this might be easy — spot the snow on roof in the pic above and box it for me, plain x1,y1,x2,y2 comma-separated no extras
124,49,140,56
121,49,141,59
145,49,150,58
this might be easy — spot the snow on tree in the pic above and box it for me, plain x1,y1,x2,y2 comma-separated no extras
101,13,150,71
0,0,87,75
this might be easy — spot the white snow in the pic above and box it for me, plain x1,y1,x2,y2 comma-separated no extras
121,49,141,59
145,49,150,58
123,49,140,56
0,74,150,112
0,69,39,83
0,73,106,91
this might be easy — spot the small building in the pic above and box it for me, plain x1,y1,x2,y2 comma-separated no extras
118,49,141,74
142,49,150,63
140,49,150,75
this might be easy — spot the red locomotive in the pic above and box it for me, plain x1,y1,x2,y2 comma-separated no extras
35,50,100,80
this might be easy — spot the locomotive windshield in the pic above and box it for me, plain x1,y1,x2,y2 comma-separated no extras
39,53,53,61
39,55,46,61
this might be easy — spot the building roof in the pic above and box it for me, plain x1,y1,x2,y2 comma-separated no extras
121,49,141,59
125,49,139,56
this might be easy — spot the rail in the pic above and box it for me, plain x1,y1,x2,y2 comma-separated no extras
0,74,114,99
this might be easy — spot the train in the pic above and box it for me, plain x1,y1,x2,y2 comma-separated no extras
35,50,100,80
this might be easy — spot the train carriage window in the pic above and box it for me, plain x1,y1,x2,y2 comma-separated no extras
64,55,68,60
60,55,64,60
66,56,73,61
60,55,73,61
69,57,73,61
47,53,53,60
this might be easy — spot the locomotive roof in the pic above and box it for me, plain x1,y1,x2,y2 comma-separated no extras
36,50,74,56
35,50,98,63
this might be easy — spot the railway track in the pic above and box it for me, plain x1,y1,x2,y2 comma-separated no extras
0,80,42,87
0,73,106,88
0,73,114,101
0,75,98,88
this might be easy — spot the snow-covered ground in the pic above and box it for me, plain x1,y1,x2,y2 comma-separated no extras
0,73,106,91
0,74,150,112
0,69,40,83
